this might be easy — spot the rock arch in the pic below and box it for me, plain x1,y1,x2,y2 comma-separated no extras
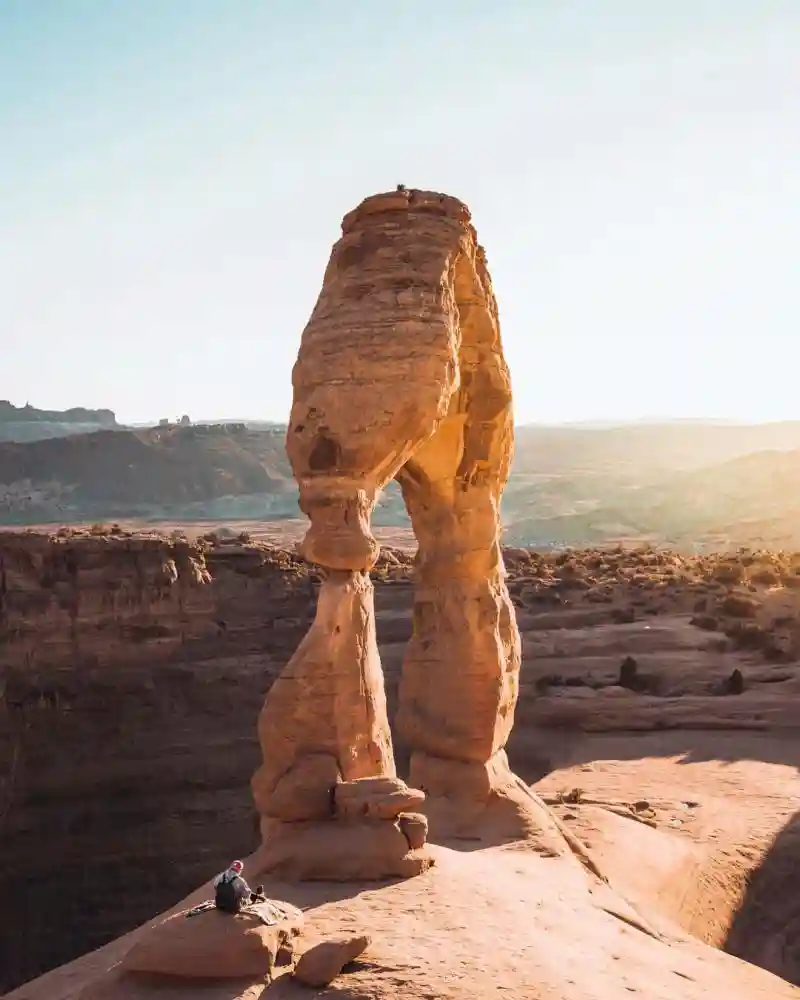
252,189,565,878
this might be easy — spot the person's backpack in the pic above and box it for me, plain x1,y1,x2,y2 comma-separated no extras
215,874,245,913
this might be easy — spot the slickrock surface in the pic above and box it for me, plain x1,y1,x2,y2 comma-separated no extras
284,188,549,850
5,530,800,991
119,901,303,979
5,837,798,1000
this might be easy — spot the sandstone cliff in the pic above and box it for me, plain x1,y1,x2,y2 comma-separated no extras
0,530,321,990
4,531,800,990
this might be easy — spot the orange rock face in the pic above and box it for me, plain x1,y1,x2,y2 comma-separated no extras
252,570,395,821
254,188,543,871
287,189,476,572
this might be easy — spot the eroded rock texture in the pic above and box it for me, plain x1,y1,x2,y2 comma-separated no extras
251,561,432,878
252,571,395,823
288,189,472,572
277,188,558,848
254,191,494,876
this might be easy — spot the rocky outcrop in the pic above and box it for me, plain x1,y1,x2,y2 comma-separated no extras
288,189,475,573
283,188,562,849
0,530,331,993
251,572,431,879
6,530,800,988
0,401,118,444
251,192,476,878
293,933,371,987
120,901,303,979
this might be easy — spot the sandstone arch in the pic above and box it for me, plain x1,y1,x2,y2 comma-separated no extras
252,188,565,877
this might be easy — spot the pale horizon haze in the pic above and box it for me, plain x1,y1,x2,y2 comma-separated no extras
2,1,798,426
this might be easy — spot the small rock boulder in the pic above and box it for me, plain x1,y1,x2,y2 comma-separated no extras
294,934,371,988
398,812,428,849
120,902,303,979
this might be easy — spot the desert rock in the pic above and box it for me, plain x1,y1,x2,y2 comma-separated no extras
255,188,572,863
252,570,394,822
263,752,342,822
257,816,433,881
287,189,476,572
251,568,430,878
119,902,303,980
334,775,426,820
293,934,371,988
398,812,429,849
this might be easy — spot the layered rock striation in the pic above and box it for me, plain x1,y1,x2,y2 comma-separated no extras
272,188,563,852
252,570,431,878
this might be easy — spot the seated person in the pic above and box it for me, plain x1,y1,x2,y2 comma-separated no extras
213,860,265,913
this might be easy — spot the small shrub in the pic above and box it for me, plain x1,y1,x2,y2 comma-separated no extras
713,562,745,585
618,656,638,689
749,566,780,586
691,614,719,631
721,668,745,695
720,593,760,619
726,622,770,650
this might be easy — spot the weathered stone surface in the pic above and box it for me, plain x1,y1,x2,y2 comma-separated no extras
294,934,371,988
0,531,333,992
257,753,341,822
392,218,521,766
257,817,433,881
398,812,429,849
287,189,477,573
409,749,571,853
252,570,395,822
10,524,800,991
334,776,425,820
262,187,525,852
119,902,303,979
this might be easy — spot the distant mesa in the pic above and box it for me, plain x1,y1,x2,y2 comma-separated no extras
0,400,117,426
0,400,119,445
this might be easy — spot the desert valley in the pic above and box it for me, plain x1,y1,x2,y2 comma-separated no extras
2,188,800,1000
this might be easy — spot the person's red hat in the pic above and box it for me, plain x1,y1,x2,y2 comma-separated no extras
231,860,244,872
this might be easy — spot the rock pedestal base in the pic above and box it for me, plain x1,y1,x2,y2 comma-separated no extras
257,777,435,881
411,749,572,856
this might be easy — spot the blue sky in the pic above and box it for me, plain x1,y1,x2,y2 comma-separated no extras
1,0,798,424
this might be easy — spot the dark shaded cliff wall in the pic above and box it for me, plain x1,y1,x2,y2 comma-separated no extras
1,534,407,992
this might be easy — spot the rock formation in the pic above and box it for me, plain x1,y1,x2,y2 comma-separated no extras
120,900,304,980
251,188,564,873
251,569,432,878
9,524,800,994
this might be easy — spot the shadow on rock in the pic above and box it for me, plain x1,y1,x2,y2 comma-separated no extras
724,807,800,985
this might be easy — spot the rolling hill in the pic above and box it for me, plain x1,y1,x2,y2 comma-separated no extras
3,419,800,550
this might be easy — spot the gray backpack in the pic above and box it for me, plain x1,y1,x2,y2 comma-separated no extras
215,874,246,913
